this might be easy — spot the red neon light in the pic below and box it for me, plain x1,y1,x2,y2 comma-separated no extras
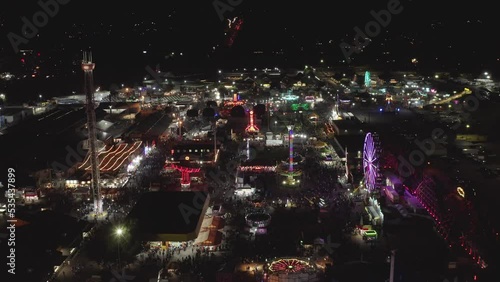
245,110,259,133
168,164,201,185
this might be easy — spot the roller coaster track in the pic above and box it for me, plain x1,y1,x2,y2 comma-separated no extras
432,89,472,105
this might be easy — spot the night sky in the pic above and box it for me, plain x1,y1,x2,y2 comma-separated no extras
0,0,498,83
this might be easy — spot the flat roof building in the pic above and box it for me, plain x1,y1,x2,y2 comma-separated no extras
126,191,209,242
169,141,220,163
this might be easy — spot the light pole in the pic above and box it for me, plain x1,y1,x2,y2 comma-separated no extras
115,227,124,267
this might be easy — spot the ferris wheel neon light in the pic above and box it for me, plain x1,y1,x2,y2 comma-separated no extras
363,132,379,191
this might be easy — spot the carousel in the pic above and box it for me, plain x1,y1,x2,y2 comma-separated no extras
265,258,319,282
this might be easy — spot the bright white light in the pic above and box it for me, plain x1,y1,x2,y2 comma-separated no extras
116,228,124,236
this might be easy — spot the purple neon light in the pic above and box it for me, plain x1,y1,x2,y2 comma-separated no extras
289,129,294,172
363,133,378,191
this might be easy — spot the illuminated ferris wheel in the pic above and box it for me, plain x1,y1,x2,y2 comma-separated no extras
363,132,381,192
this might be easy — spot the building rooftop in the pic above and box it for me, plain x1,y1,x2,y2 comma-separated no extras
95,119,115,132
334,135,365,157
79,141,143,173
126,191,209,242
332,118,364,132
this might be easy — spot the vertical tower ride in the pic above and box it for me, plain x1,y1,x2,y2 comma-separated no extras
364,71,371,88
82,52,102,213
287,125,294,172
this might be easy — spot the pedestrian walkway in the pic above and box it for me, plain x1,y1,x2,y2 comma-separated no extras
53,250,102,282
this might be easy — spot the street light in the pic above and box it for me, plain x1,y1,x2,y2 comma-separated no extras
115,227,124,266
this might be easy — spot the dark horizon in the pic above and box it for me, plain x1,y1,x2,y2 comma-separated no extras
0,1,498,83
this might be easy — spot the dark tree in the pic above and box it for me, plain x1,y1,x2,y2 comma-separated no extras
206,100,217,108
202,107,216,119
253,104,266,119
186,109,199,118
230,105,246,118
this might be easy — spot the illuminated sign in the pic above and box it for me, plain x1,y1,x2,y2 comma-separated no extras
238,166,276,172
291,104,309,111
223,101,244,107
457,187,465,198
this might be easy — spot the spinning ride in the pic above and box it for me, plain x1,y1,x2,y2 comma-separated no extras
363,132,381,192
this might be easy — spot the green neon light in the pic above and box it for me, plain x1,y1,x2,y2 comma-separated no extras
291,104,309,111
